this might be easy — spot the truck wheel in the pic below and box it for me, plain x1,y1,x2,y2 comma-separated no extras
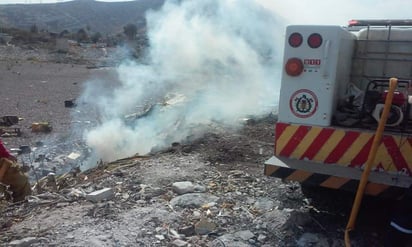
301,183,354,210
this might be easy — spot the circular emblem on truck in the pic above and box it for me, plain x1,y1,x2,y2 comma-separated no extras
289,89,318,118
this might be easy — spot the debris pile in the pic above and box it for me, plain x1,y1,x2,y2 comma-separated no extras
1,149,378,246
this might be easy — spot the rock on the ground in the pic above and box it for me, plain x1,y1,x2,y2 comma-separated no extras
9,237,41,247
211,234,250,247
296,233,329,247
86,188,114,202
253,197,277,212
172,181,195,195
172,181,206,195
170,193,219,208
234,230,255,241
194,219,217,235
171,239,189,247
257,208,291,230
257,234,267,242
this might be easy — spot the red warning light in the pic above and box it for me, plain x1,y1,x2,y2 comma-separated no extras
308,33,322,48
285,58,304,76
288,32,303,48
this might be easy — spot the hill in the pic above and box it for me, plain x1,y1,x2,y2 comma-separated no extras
0,0,165,35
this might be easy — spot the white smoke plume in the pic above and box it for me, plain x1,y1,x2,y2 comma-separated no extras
81,0,285,162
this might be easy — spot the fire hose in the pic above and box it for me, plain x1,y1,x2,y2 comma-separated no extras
344,77,398,246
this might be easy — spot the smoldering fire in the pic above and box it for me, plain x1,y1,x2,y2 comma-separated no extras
79,0,284,165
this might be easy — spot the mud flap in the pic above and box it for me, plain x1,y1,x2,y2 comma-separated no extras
264,156,412,197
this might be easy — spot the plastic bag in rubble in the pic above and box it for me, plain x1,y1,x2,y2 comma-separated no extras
345,83,364,111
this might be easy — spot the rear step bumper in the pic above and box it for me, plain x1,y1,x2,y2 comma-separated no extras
265,156,412,196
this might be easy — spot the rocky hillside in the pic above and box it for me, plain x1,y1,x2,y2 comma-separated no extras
0,0,164,34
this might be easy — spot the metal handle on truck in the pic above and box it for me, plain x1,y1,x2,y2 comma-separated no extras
344,77,398,247
322,40,331,78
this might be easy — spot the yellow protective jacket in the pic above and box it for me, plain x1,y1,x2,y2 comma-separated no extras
0,158,31,202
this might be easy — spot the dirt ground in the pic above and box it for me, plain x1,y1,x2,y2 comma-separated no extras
0,45,397,247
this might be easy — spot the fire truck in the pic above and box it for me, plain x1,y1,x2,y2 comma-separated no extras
264,20,412,198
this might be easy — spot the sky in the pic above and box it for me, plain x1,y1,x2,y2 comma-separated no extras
0,0,411,26
257,0,412,26
0,0,133,4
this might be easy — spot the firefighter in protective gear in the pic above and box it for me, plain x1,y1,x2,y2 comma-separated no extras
0,139,31,202
384,185,412,247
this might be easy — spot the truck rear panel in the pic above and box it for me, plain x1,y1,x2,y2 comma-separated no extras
264,122,412,196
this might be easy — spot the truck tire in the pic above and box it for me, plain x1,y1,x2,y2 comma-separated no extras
0,158,31,202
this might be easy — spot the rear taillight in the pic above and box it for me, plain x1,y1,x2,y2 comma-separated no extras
288,32,303,48
285,58,303,76
307,33,322,48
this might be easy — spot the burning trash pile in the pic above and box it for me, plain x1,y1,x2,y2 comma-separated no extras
0,105,90,183
80,0,283,164
3,116,90,182
18,140,90,183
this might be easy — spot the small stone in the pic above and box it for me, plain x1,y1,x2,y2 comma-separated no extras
195,219,216,235
172,181,195,195
56,202,70,208
297,233,329,247
86,188,114,202
9,237,39,247
141,186,165,200
171,239,188,247
169,228,181,239
258,234,267,242
122,193,130,200
192,210,202,219
97,235,110,241
178,225,195,236
193,185,207,193
170,193,219,208
213,234,250,247
253,197,276,212
202,202,216,208
235,230,255,241
155,235,165,240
